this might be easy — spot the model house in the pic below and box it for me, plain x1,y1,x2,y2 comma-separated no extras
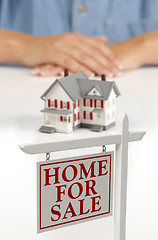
39,71,120,133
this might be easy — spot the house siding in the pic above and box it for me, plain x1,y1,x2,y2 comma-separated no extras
44,82,73,133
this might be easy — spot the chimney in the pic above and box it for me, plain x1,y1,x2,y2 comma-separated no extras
101,74,106,81
64,69,69,77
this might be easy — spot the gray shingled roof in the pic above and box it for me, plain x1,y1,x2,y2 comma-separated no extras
77,78,120,100
41,71,120,101
41,71,88,101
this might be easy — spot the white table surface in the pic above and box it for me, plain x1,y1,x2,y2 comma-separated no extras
0,66,158,240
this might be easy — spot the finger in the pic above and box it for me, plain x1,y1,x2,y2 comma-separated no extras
60,43,117,75
31,64,64,76
73,35,120,73
83,36,119,65
46,49,95,74
90,36,108,44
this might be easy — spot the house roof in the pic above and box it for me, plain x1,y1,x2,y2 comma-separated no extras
41,71,88,101
41,71,120,101
77,78,120,100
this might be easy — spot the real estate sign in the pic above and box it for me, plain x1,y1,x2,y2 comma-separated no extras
37,152,113,233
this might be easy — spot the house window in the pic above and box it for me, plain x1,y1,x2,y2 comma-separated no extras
68,116,71,123
63,102,67,109
86,112,90,120
93,90,96,95
86,99,90,107
97,100,101,108
63,116,67,122
97,113,101,118
60,116,67,122
51,101,55,107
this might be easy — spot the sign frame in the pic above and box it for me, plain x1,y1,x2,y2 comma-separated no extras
37,152,114,233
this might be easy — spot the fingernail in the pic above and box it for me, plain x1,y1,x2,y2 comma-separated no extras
60,71,64,76
30,68,40,75
118,64,124,70
41,71,46,76
104,70,110,75
108,72,114,78
117,72,123,77
40,70,50,76
90,72,95,78
112,68,119,74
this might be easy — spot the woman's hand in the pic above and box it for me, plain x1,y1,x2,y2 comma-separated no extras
22,32,121,76
109,37,144,70
109,31,158,71
30,34,123,77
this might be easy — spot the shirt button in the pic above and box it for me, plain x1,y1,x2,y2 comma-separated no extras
79,5,87,13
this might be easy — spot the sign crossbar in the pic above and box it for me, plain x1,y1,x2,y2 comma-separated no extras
19,131,145,155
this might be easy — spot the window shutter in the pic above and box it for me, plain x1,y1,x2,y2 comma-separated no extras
48,99,51,108
74,114,76,122
94,100,97,108
60,100,63,109
78,112,80,120
83,98,86,106
55,99,57,108
60,116,63,121
90,112,93,120
78,100,80,107
83,111,86,119
68,116,71,123
101,100,104,108
67,101,70,109
90,99,93,107
74,102,76,109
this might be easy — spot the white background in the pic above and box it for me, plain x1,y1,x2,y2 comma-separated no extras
0,66,158,240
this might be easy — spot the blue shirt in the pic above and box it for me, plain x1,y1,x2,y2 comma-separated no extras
0,0,158,43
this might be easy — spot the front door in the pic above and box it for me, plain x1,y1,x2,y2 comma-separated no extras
93,112,103,126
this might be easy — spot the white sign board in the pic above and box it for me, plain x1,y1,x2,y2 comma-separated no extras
37,152,113,233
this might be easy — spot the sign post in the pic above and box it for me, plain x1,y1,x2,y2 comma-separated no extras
114,115,129,240
19,115,145,240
